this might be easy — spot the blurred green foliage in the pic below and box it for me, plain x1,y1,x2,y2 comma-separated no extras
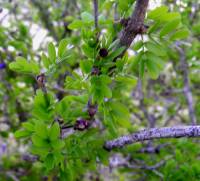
0,0,200,180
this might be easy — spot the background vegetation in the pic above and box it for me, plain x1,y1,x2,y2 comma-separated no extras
0,0,200,180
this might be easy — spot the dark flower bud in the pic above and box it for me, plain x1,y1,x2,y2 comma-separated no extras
0,63,6,69
87,101,98,117
36,73,45,88
74,119,89,131
91,66,100,75
99,48,108,58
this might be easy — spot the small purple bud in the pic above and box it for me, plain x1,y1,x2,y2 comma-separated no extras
0,63,6,69
91,67,100,75
87,101,98,117
22,154,38,162
74,119,89,131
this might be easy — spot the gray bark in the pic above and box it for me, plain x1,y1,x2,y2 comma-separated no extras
119,0,149,48
104,126,200,150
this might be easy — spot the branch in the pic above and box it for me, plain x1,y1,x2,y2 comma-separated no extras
104,126,200,150
119,0,149,48
137,79,156,128
108,0,149,72
93,0,98,29
182,59,196,125
177,45,196,125
109,154,172,171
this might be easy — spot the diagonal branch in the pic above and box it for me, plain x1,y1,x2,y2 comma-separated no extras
108,0,149,72
119,0,149,48
104,126,200,150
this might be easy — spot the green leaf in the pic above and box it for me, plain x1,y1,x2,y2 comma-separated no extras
133,41,143,51
32,90,54,121
160,18,181,37
32,134,50,148
80,59,93,74
22,122,34,132
44,153,54,170
48,42,56,63
91,75,112,103
145,52,166,70
53,152,64,167
82,128,98,139
9,57,40,75
81,12,93,23
49,122,60,141
160,12,181,22
19,23,28,37
82,44,94,58
108,39,120,51
106,46,126,60
31,146,49,157
15,129,31,138
58,39,68,57
131,52,142,72
103,113,118,137
170,28,190,40
41,53,50,69
146,59,159,79
102,85,112,99
34,122,48,139
148,6,169,20
68,20,83,30
148,21,161,34
109,101,131,128
139,58,145,78
145,42,167,57
51,140,65,150
115,75,137,86
100,75,112,84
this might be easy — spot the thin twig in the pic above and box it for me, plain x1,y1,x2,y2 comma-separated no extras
176,45,196,125
109,154,172,171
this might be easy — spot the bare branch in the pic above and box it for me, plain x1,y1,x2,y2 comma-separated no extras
119,0,149,48
109,154,172,171
108,0,149,72
93,0,98,29
177,45,196,125
137,79,156,128
104,126,200,150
